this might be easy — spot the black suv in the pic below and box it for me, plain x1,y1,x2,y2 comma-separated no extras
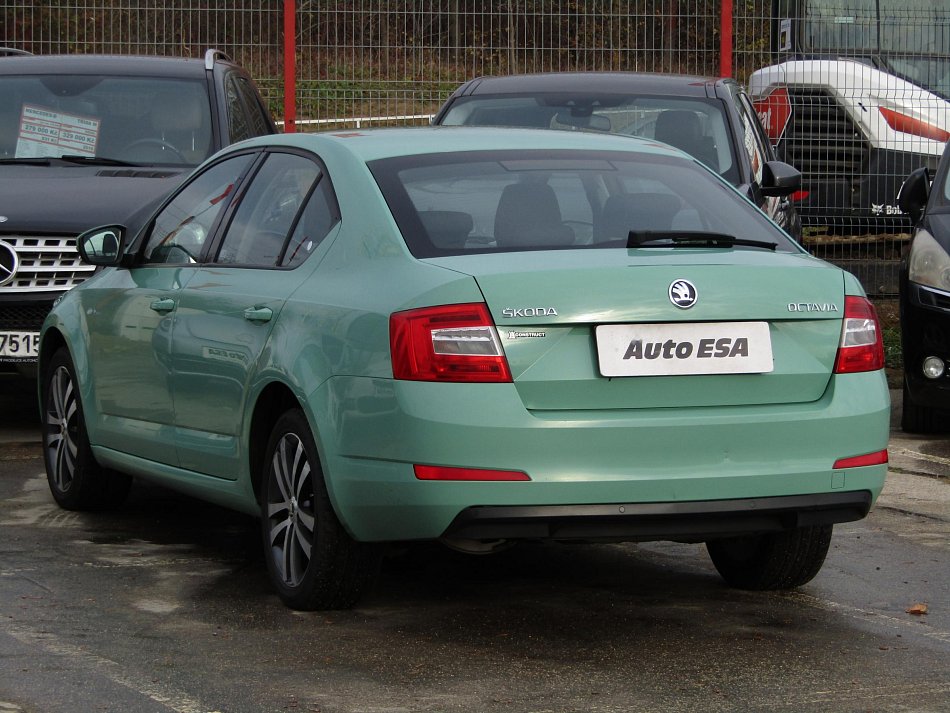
433,72,803,240
0,48,276,375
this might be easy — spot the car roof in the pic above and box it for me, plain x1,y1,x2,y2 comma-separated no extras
0,53,218,78
450,72,730,98
239,125,694,164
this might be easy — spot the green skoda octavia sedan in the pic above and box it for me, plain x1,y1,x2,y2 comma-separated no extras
39,127,890,610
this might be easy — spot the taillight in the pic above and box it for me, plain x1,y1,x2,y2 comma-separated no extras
834,296,884,374
390,303,512,382
833,450,888,469
880,108,950,143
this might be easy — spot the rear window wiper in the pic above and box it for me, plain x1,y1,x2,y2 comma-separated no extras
627,230,777,251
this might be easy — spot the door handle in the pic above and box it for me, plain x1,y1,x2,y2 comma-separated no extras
243,306,273,323
150,297,176,313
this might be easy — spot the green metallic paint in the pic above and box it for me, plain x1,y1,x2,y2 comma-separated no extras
73,265,200,466
312,371,888,541
40,127,891,548
427,250,846,409
170,262,309,479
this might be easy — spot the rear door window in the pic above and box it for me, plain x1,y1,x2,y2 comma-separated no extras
216,152,321,266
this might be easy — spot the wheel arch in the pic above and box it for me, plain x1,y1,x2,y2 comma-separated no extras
248,381,304,504
37,327,69,405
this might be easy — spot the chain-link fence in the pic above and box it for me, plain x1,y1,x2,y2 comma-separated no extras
3,1,949,296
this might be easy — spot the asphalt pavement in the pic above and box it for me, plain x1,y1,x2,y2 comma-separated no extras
1,374,949,713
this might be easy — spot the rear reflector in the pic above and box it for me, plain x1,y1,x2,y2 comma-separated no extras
414,464,531,481
790,190,810,203
833,450,888,469
390,303,512,382
834,296,884,373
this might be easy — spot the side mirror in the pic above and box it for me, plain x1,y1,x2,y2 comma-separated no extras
898,167,930,224
760,160,802,197
77,226,126,266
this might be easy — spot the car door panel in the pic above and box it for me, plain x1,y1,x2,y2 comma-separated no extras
170,267,308,478
169,150,332,479
80,265,197,466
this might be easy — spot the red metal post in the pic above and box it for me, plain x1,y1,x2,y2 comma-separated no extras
282,0,297,132
719,0,733,78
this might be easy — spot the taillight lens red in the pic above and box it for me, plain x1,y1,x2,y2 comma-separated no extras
833,450,888,469
390,303,512,382
834,296,884,374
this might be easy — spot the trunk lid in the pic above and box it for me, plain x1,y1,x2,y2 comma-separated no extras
426,249,845,410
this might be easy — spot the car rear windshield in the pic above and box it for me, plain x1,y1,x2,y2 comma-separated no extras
369,149,798,258
0,75,212,166
438,94,739,183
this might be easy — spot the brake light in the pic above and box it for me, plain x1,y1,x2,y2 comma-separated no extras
790,189,810,203
390,303,512,382
833,450,888,469
834,296,884,373
414,464,530,481
880,108,950,143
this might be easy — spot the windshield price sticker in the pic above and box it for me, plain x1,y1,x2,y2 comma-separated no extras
0,332,41,359
16,105,101,159
596,322,773,377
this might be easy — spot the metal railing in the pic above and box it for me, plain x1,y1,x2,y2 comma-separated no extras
4,1,949,297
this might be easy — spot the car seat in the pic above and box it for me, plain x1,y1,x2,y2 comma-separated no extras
654,110,718,171
493,181,574,248
595,192,684,242
418,210,474,250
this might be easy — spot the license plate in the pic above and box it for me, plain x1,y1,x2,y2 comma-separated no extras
0,331,41,359
596,322,773,377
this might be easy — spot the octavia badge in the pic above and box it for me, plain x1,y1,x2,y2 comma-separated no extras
669,279,697,309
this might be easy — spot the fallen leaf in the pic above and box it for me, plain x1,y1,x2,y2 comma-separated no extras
906,603,928,616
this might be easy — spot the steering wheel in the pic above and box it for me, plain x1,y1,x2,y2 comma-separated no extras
121,138,186,162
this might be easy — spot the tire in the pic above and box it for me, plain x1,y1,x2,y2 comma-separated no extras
901,381,940,434
706,525,833,591
260,409,381,610
42,347,131,510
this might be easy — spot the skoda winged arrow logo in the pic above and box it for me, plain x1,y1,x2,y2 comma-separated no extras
0,241,19,288
669,279,697,309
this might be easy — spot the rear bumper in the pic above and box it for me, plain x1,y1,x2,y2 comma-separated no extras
309,371,890,542
443,491,872,543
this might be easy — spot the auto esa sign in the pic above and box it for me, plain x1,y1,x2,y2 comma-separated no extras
595,322,773,377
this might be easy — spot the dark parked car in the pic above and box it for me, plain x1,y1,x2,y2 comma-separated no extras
433,72,803,241
0,48,276,376
897,141,950,432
